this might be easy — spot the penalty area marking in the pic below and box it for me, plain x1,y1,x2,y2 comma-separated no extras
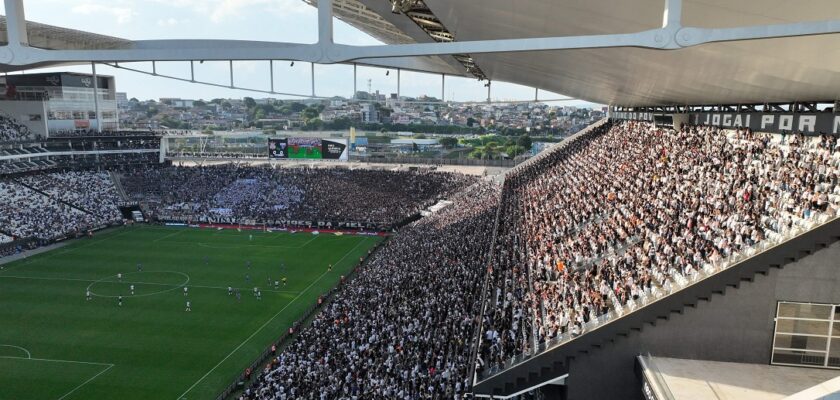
86,271,190,298
176,236,372,399
0,344,31,359
0,346,115,400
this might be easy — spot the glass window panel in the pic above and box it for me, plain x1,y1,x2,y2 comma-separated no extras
774,334,827,351
829,339,840,368
778,303,832,320
776,319,831,336
773,349,826,366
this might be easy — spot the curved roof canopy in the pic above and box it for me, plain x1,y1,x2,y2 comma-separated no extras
351,0,840,106
2,1,840,106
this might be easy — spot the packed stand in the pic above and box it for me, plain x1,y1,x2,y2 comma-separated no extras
240,181,500,400
18,171,124,223
0,115,34,142
0,171,124,246
478,121,840,373
0,181,96,241
122,165,475,227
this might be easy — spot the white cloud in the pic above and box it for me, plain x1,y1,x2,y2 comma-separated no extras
157,17,186,27
71,3,135,24
209,0,310,23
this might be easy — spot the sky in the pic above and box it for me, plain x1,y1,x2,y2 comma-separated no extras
5,0,597,107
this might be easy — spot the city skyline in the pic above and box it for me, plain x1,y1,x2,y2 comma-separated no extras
6,0,598,107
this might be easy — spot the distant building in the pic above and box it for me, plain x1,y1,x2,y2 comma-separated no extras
1,72,118,132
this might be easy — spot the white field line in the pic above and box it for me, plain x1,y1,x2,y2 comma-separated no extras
152,229,186,242
57,363,115,400
0,352,115,400
0,275,300,295
176,236,371,399
0,228,136,274
0,344,31,358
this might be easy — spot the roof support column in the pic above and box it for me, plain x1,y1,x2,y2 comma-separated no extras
318,0,334,45
270,60,274,93
311,62,315,97
397,68,401,99
91,62,102,133
353,64,357,100
441,74,445,102
4,0,29,47
229,60,234,88
662,0,683,28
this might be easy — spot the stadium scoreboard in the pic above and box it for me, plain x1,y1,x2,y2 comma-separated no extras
269,137,349,161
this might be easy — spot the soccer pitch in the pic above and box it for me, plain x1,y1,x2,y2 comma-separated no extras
0,226,382,400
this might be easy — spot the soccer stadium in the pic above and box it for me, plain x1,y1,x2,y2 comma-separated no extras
1,1,840,399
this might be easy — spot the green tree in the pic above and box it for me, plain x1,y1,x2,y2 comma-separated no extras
243,97,257,109
413,133,427,139
517,134,533,149
439,137,458,149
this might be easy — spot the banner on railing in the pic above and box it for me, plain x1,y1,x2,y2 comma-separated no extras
689,112,840,135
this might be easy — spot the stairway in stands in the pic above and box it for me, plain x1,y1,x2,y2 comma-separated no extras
109,171,129,202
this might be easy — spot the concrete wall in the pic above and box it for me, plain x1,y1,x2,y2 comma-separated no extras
0,100,48,138
564,241,840,400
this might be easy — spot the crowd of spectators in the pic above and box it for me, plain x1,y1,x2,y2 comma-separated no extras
0,172,123,243
19,171,124,223
122,165,475,227
0,115,34,142
478,121,840,373
241,181,500,400
50,129,160,138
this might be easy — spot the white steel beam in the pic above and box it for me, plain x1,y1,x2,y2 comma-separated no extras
318,0,334,45
3,18,840,67
3,0,28,47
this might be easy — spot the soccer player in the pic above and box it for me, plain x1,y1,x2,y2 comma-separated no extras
118,295,123,307
274,280,279,289
183,286,189,296
136,262,142,272
203,255,209,265
117,272,123,282
256,290,262,300
130,284,135,295
282,276,287,287
328,263,332,272
253,287,258,296
228,286,233,296
246,260,251,269
249,234,253,241
86,289,92,301
245,273,251,282
185,301,191,312
235,290,241,302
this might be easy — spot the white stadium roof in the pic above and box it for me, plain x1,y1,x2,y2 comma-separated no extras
1,0,840,106
346,0,840,106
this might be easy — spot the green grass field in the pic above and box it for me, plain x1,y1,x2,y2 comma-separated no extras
0,226,381,400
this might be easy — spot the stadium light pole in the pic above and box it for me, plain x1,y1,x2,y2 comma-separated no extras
353,63,357,100
269,60,274,93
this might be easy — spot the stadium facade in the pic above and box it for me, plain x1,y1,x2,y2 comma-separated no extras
0,72,117,134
